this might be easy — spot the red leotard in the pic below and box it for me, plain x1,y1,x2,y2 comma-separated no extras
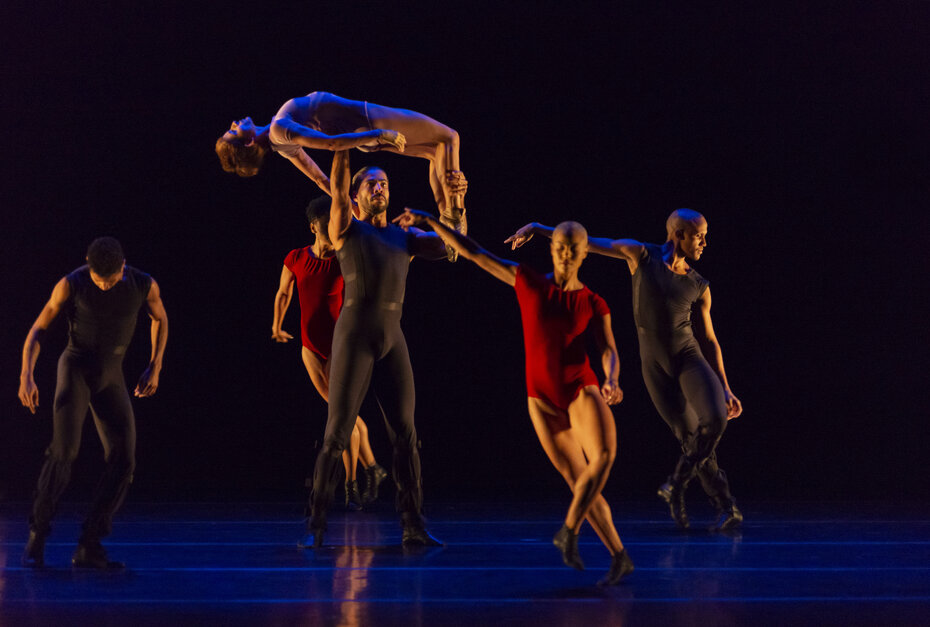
514,264,610,412
284,246,344,359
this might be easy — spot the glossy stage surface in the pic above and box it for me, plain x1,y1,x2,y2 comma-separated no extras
1,500,928,626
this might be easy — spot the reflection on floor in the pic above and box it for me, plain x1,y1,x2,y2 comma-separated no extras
1,500,929,626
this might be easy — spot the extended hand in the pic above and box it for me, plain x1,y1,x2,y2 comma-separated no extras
380,130,406,152
504,223,535,250
725,390,742,419
392,207,431,230
18,377,39,414
272,329,294,343
601,380,624,405
444,171,468,197
134,365,160,398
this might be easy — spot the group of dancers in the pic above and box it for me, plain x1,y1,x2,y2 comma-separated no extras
17,92,742,586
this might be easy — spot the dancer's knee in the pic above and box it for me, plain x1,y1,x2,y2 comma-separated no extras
47,443,79,466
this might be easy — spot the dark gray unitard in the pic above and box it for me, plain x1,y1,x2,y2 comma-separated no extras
633,244,735,507
309,219,423,531
30,265,150,542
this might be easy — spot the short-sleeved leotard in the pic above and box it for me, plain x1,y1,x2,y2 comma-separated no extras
514,264,610,412
284,246,344,359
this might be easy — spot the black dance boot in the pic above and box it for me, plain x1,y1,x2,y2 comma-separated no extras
402,524,443,547
22,530,47,568
361,464,388,504
345,480,363,511
710,500,744,532
657,480,690,529
598,549,635,586
72,540,124,569
553,524,585,571
297,525,325,549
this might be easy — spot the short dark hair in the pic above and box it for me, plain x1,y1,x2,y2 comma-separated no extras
215,137,267,177
350,166,387,197
305,196,332,226
87,237,125,276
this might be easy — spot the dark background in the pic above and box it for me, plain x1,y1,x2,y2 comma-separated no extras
1,2,927,506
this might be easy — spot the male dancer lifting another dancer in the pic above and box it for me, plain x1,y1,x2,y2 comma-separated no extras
507,210,743,531
215,91,466,256
18,237,168,567
395,209,634,585
272,197,388,510
301,150,459,548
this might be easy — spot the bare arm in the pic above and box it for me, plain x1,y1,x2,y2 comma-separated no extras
592,313,623,405
406,227,448,262
393,208,518,286
134,280,168,398
272,265,296,343
695,287,742,419
328,150,352,248
18,278,70,414
270,98,405,151
506,222,646,273
282,151,332,195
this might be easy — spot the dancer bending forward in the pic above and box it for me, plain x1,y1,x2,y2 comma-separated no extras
272,197,388,510
507,210,743,531
395,209,634,585
216,91,466,240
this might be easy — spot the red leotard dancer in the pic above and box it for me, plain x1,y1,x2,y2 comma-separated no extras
393,209,634,586
272,198,388,510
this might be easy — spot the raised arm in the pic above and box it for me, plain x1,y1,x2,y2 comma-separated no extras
506,222,646,273
393,209,518,286
135,279,168,398
328,151,353,248
271,265,296,343
695,287,742,419
591,312,623,405
19,278,70,414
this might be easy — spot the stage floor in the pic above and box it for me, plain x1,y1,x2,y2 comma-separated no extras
1,499,928,626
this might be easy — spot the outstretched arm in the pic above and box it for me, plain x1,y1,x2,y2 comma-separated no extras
135,280,168,398
282,151,332,195
506,222,646,272
19,278,70,414
695,287,742,419
272,265,296,343
592,313,623,405
393,209,518,286
328,151,352,248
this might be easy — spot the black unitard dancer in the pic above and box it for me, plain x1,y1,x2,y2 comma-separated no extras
19,237,168,568
301,150,447,548
633,244,736,526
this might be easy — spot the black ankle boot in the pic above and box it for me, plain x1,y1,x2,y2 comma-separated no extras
361,464,388,504
72,540,124,569
402,525,443,547
22,530,47,568
711,504,744,532
297,526,325,549
345,480,362,511
598,549,634,585
553,524,585,571
658,480,690,529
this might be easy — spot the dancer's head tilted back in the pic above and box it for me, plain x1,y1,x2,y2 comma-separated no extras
666,208,708,261
305,196,333,245
86,236,125,289
350,166,390,217
550,221,589,277
215,117,269,177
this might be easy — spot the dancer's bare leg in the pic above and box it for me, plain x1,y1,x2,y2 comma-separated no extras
356,417,376,468
528,391,623,554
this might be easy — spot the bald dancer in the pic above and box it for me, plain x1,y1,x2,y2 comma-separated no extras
507,210,743,531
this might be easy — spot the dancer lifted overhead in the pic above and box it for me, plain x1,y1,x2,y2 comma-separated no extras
394,209,634,586
18,237,168,568
215,91,466,244
507,209,743,531
272,197,388,510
